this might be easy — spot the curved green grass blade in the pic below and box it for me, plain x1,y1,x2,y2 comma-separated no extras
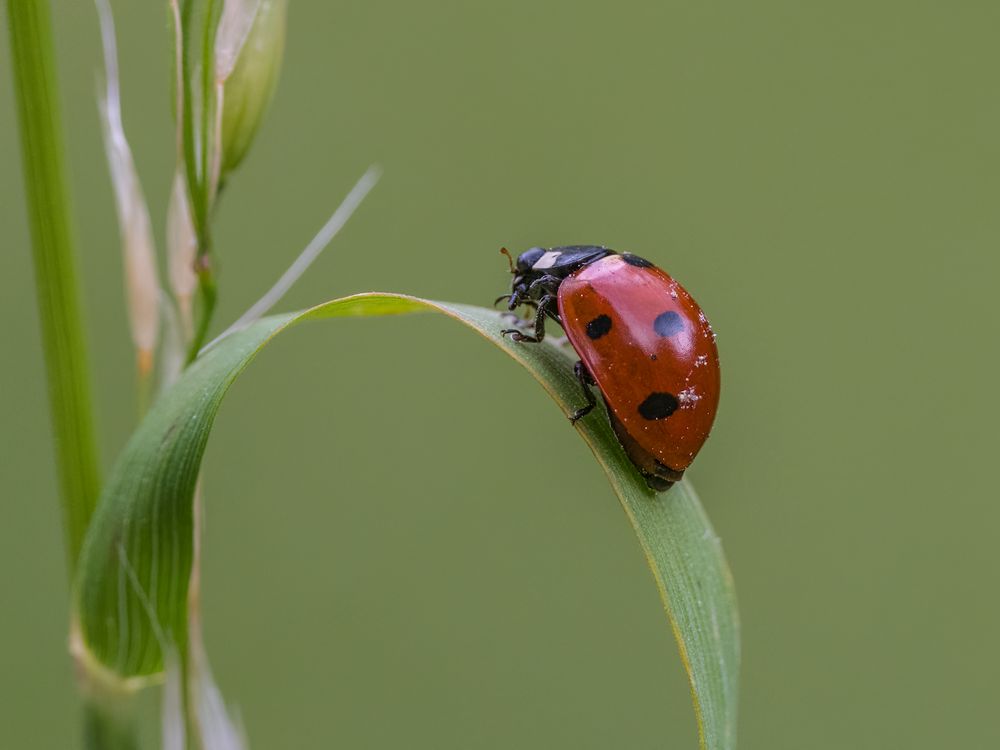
73,293,739,749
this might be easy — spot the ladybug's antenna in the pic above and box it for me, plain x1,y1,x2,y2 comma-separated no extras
500,247,515,274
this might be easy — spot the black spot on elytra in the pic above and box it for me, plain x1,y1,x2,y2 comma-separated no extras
621,253,654,268
653,310,684,337
650,353,658,361
638,392,679,420
586,314,612,339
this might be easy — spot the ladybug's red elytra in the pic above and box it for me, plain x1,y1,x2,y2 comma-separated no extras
498,245,720,492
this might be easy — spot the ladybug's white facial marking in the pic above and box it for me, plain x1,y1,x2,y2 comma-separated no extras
532,251,563,270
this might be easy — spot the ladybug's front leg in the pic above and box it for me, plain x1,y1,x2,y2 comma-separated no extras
526,275,561,295
569,360,598,423
501,294,556,343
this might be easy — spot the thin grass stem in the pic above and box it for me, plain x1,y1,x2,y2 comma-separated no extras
6,0,102,570
207,164,381,350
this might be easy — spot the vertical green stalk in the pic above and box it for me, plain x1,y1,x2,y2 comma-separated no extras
6,0,101,571
187,259,217,362
179,0,222,362
8,4,140,747
83,700,138,750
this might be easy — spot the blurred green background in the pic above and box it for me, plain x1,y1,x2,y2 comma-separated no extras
2,1,998,747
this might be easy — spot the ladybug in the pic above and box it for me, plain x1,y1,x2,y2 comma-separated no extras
497,245,720,491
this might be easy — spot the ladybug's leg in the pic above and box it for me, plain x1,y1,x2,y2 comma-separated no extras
495,292,538,307
527,275,561,295
502,294,556,343
503,282,533,311
569,360,598,424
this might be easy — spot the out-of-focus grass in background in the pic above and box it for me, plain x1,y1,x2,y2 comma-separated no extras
1,1,997,748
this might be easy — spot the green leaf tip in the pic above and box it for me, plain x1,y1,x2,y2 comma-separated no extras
73,292,739,748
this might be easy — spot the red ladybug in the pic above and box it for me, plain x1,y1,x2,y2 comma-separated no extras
498,246,720,491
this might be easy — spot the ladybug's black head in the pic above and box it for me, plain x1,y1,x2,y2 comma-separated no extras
505,247,547,311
